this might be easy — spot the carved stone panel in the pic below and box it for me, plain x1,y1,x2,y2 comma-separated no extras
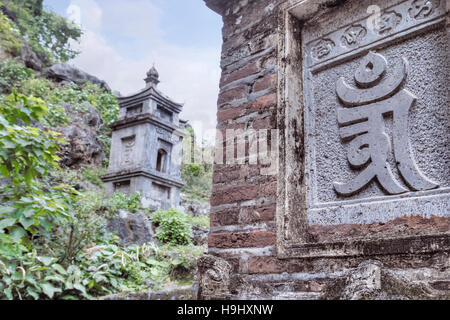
277,0,449,258
121,135,136,166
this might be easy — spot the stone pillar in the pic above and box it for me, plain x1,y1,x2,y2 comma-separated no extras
203,0,450,300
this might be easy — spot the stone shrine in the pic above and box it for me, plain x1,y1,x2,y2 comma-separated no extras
200,0,450,300
102,66,185,210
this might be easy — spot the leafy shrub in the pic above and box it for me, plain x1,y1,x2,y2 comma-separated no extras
181,130,213,202
82,167,106,187
103,192,143,214
0,91,78,300
2,0,82,64
182,163,204,178
0,12,21,55
152,209,192,246
49,82,119,126
18,78,69,127
0,58,34,94
181,163,212,203
20,79,119,129
187,214,210,229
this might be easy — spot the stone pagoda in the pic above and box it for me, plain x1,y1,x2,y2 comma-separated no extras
102,66,185,210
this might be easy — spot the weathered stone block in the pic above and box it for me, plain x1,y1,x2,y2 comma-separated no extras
277,0,450,258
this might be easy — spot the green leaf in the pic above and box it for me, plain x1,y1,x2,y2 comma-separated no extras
19,216,34,230
0,217,16,230
26,288,39,300
40,282,62,299
9,226,26,241
73,283,87,295
0,206,15,215
0,165,9,177
52,264,67,275
44,275,65,283
4,287,12,300
22,209,35,218
171,259,182,266
2,140,15,149
37,256,56,267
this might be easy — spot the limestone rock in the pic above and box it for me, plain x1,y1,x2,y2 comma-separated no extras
197,254,232,300
192,225,209,246
341,260,382,300
148,285,197,300
323,260,450,300
99,285,197,300
57,104,106,168
47,63,111,92
107,210,153,247
20,41,45,71
181,194,210,217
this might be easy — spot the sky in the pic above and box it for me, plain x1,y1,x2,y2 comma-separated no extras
43,0,223,136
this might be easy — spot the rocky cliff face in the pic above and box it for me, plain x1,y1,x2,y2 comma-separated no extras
58,102,107,168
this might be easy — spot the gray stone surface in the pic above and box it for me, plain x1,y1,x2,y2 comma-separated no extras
323,260,450,300
57,103,106,167
192,225,209,246
100,285,197,300
107,210,153,246
181,194,211,216
301,0,449,225
47,63,111,92
276,0,449,258
20,41,45,71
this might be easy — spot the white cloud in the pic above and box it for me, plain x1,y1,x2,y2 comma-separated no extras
69,0,103,31
66,0,221,134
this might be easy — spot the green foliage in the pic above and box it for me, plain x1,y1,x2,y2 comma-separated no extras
19,77,69,127
181,128,213,202
0,92,73,235
187,214,210,229
77,82,119,126
0,1,207,301
181,163,212,203
47,82,119,127
0,92,66,184
183,163,204,178
0,12,21,55
19,79,119,128
0,90,79,300
3,0,82,64
152,209,192,246
0,58,34,94
81,167,106,187
103,192,143,214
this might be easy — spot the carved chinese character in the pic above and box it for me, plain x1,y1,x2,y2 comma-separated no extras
409,0,439,20
378,11,402,35
311,38,335,60
341,25,367,48
334,52,439,196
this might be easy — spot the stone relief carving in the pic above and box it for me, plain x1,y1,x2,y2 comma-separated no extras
341,25,367,48
122,136,136,165
409,0,439,20
126,104,143,117
378,11,402,35
156,127,173,142
334,51,439,196
197,255,231,300
311,38,335,60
